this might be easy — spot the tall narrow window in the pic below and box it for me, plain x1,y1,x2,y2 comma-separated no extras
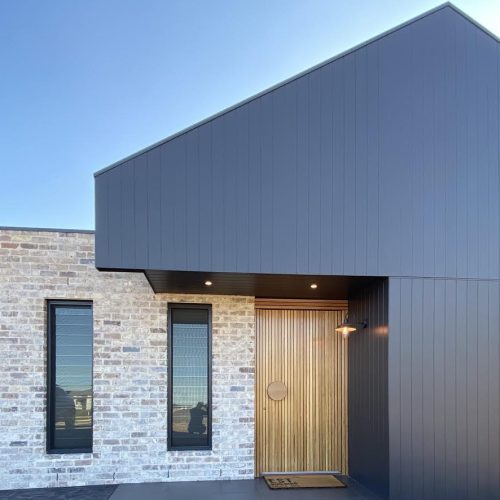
168,304,211,450
47,301,93,453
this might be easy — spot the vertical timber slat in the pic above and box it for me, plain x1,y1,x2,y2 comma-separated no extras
255,303,348,475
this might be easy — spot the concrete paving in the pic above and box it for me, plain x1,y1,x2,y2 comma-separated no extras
111,477,382,500
0,477,383,500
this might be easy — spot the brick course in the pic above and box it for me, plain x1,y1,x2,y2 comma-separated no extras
0,229,255,489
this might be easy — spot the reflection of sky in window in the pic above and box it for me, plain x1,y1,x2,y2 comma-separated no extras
55,307,92,393
172,323,208,407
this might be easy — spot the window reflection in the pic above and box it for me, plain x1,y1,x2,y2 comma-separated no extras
51,305,93,451
170,308,210,449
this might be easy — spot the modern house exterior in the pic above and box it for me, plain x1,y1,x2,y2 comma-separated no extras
1,3,500,499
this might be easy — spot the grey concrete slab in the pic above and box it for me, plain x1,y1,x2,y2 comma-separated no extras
110,477,382,500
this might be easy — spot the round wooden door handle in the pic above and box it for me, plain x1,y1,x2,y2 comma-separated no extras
267,381,287,400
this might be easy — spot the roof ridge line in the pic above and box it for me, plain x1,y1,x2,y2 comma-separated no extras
94,2,497,178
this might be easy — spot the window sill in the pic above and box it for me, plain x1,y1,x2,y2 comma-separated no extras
46,448,93,455
167,446,212,452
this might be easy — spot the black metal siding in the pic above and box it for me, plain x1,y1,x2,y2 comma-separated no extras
348,279,389,498
389,277,500,499
95,6,500,280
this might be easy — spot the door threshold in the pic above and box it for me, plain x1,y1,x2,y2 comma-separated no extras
261,470,341,476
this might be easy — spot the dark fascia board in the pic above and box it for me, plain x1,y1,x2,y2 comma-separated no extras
94,2,498,178
0,226,94,234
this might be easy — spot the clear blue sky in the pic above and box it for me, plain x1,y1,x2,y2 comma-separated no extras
1,0,499,230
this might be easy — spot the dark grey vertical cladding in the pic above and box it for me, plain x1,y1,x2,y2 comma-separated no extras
235,106,250,273
488,282,500,496
147,148,162,268
342,51,357,276
272,81,297,274
198,124,213,272
95,6,500,278
94,167,109,266
222,110,238,273
295,74,310,275
107,165,124,266
160,140,173,271
247,101,262,272
330,57,346,276
306,70,322,274
319,63,333,275
376,25,405,276
353,47,368,276
348,279,389,498
121,159,136,268
133,154,149,268
389,277,500,499
364,41,380,275
259,92,274,273
184,130,200,271
172,136,188,269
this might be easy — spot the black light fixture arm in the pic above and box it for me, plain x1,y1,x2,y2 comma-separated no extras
343,313,368,329
335,313,368,335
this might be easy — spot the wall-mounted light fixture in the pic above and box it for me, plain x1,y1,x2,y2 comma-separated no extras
335,314,368,338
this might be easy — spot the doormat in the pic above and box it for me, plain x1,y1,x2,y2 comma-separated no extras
264,474,346,489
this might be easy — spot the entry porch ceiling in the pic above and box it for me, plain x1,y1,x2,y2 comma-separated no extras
142,270,381,299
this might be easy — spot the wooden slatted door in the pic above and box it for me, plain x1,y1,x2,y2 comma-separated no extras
255,305,348,476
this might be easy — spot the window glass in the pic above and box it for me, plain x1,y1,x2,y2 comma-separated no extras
170,307,210,449
49,303,93,452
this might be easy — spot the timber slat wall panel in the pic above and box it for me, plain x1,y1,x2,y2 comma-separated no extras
255,307,348,475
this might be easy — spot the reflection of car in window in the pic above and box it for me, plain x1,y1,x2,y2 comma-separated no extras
55,385,75,430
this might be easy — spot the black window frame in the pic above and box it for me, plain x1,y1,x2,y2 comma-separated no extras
167,303,212,451
47,300,93,454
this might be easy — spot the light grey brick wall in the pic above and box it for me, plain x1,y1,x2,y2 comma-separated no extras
0,229,255,489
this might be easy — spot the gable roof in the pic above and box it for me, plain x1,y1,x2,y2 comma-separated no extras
94,2,498,178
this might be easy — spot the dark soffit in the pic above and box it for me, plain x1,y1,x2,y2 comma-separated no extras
142,270,382,299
